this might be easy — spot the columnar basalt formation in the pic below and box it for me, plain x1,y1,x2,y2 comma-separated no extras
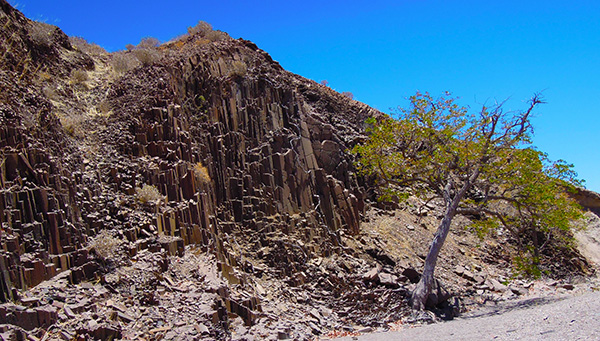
0,0,380,327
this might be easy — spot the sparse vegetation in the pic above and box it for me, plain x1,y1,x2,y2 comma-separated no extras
186,20,228,42
353,92,584,309
133,48,161,66
70,69,88,84
229,60,247,78
111,52,138,73
135,184,164,204
341,91,354,100
42,86,59,101
187,21,213,36
193,161,211,185
29,21,55,46
59,114,86,137
96,100,112,115
90,230,122,260
138,37,160,49
69,36,106,55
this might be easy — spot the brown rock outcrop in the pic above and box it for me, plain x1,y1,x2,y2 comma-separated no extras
0,0,380,324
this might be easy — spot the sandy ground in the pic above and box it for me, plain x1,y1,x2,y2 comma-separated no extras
336,291,600,341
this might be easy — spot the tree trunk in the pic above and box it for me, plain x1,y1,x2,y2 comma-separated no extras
410,204,456,310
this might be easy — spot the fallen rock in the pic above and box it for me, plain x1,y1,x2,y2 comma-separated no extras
509,285,528,296
489,278,508,292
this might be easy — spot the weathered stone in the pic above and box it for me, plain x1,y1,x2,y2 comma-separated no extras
489,278,507,292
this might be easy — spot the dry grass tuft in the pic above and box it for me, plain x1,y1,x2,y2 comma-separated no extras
29,21,55,46
193,162,211,185
111,52,138,73
70,69,88,85
187,20,228,42
69,36,106,55
59,114,86,137
229,61,247,78
136,184,164,204
133,48,161,66
90,230,122,260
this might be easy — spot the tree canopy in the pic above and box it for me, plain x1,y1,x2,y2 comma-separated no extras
352,92,584,309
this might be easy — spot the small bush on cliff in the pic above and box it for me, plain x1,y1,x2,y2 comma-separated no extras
187,21,213,36
90,230,122,260
187,20,228,42
29,21,55,46
133,48,161,66
69,36,106,55
138,37,160,49
193,162,211,185
70,69,88,84
136,184,164,205
111,52,138,73
341,91,354,100
229,60,247,78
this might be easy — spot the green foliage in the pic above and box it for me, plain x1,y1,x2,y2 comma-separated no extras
352,91,584,276
513,250,544,278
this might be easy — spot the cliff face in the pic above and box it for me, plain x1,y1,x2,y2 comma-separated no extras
2,2,598,339
0,0,379,324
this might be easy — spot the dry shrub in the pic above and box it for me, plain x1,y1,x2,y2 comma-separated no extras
69,36,106,55
133,48,161,66
59,114,86,137
42,86,59,101
70,69,88,84
229,60,247,78
96,100,112,115
29,21,55,46
138,37,160,49
111,52,138,73
187,20,228,42
37,72,52,83
205,30,228,42
193,162,211,184
341,91,354,100
187,21,213,36
136,184,164,204
90,230,122,260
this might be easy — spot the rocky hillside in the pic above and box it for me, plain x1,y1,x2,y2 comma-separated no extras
0,1,598,339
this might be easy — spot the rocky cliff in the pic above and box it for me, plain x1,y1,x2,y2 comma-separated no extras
0,2,597,339
0,1,389,337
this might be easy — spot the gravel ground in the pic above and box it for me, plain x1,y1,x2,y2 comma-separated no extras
336,291,600,340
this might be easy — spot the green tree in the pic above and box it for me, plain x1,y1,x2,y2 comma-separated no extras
352,92,583,310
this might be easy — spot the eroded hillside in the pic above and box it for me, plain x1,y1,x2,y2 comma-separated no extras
1,1,599,339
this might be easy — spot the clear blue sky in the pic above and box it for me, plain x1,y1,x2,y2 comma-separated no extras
11,0,600,192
